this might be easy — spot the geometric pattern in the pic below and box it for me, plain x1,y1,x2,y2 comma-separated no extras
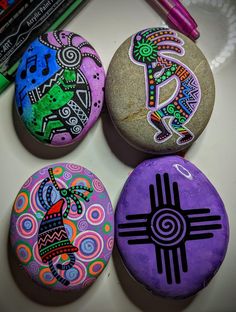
118,173,222,284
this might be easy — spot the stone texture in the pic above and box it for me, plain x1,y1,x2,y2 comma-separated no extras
106,28,215,154
115,156,229,298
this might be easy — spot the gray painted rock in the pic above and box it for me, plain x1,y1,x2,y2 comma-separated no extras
106,28,215,154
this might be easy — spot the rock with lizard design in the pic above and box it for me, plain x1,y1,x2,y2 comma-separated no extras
116,156,229,298
15,30,105,146
10,163,114,291
106,27,215,154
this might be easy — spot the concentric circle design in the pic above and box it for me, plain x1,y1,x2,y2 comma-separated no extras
14,191,29,214
82,277,96,288
92,178,104,192
67,201,85,220
16,243,32,264
70,176,92,198
62,261,87,285
57,46,81,69
23,177,32,188
63,171,72,181
11,163,114,291
106,236,114,252
78,219,89,232
86,204,105,225
88,259,106,277
64,219,77,241
102,222,112,234
28,261,40,275
75,231,104,262
31,179,66,213
39,267,57,285
150,208,187,246
66,164,83,172
52,166,64,177
16,213,38,238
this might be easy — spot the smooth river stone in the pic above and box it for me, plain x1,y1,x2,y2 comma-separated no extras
115,156,229,298
15,30,105,146
10,163,114,291
106,27,215,154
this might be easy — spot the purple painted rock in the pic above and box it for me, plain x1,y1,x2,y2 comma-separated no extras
116,156,229,298
15,30,105,146
10,163,114,291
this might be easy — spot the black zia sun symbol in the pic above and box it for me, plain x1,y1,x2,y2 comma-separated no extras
118,173,222,284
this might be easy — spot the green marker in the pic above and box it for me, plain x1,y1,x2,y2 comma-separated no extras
0,0,85,94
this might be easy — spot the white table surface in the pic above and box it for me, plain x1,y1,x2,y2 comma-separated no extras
0,0,236,311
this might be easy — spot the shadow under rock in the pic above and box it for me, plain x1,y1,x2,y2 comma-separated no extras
101,106,156,168
7,233,90,306
112,244,195,312
101,105,188,168
12,100,81,160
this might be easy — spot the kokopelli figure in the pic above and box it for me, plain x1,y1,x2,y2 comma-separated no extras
129,28,201,145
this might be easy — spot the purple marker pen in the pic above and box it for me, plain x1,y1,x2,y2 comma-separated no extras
148,0,200,41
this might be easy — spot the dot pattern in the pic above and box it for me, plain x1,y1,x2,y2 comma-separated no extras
10,163,114,291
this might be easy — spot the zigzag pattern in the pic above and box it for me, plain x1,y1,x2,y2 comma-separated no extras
41,69,64,94
38,229,68,248
179,76,200,111
157,57,172,67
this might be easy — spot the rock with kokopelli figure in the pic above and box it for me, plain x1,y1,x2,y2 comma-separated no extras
10,163,114,292
106,27,215,155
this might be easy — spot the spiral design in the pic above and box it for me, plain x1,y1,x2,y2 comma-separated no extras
63,171,72,181
78,219,88,231
14,191,29,214
72,125,82,134
16,213,38,238
62,261,87,286
57,46,82,69
68,116,78,126
59,106,71,118
151,209,187,246
23,177,32,188
139,43,153,57
68,202,85,220
39,267,57,286
106,236,114,252
66,164,83,172
16,243,32,264
82,277,96,289
167,104,175,114
28,262,40,275
92,178,104,192
75,231,103,261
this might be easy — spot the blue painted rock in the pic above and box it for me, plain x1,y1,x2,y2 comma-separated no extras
116,156,229,298
106,28,215,154
10,163,114,291
15,30,105,146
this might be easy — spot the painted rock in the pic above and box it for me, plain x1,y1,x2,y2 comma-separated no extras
116,156,229,298
15,30,105,146
10,163,114,291
106,28,215,154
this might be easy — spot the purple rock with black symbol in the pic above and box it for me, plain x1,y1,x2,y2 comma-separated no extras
115,156,229,298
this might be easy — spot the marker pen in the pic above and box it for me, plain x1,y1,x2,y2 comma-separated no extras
0,0,85,93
